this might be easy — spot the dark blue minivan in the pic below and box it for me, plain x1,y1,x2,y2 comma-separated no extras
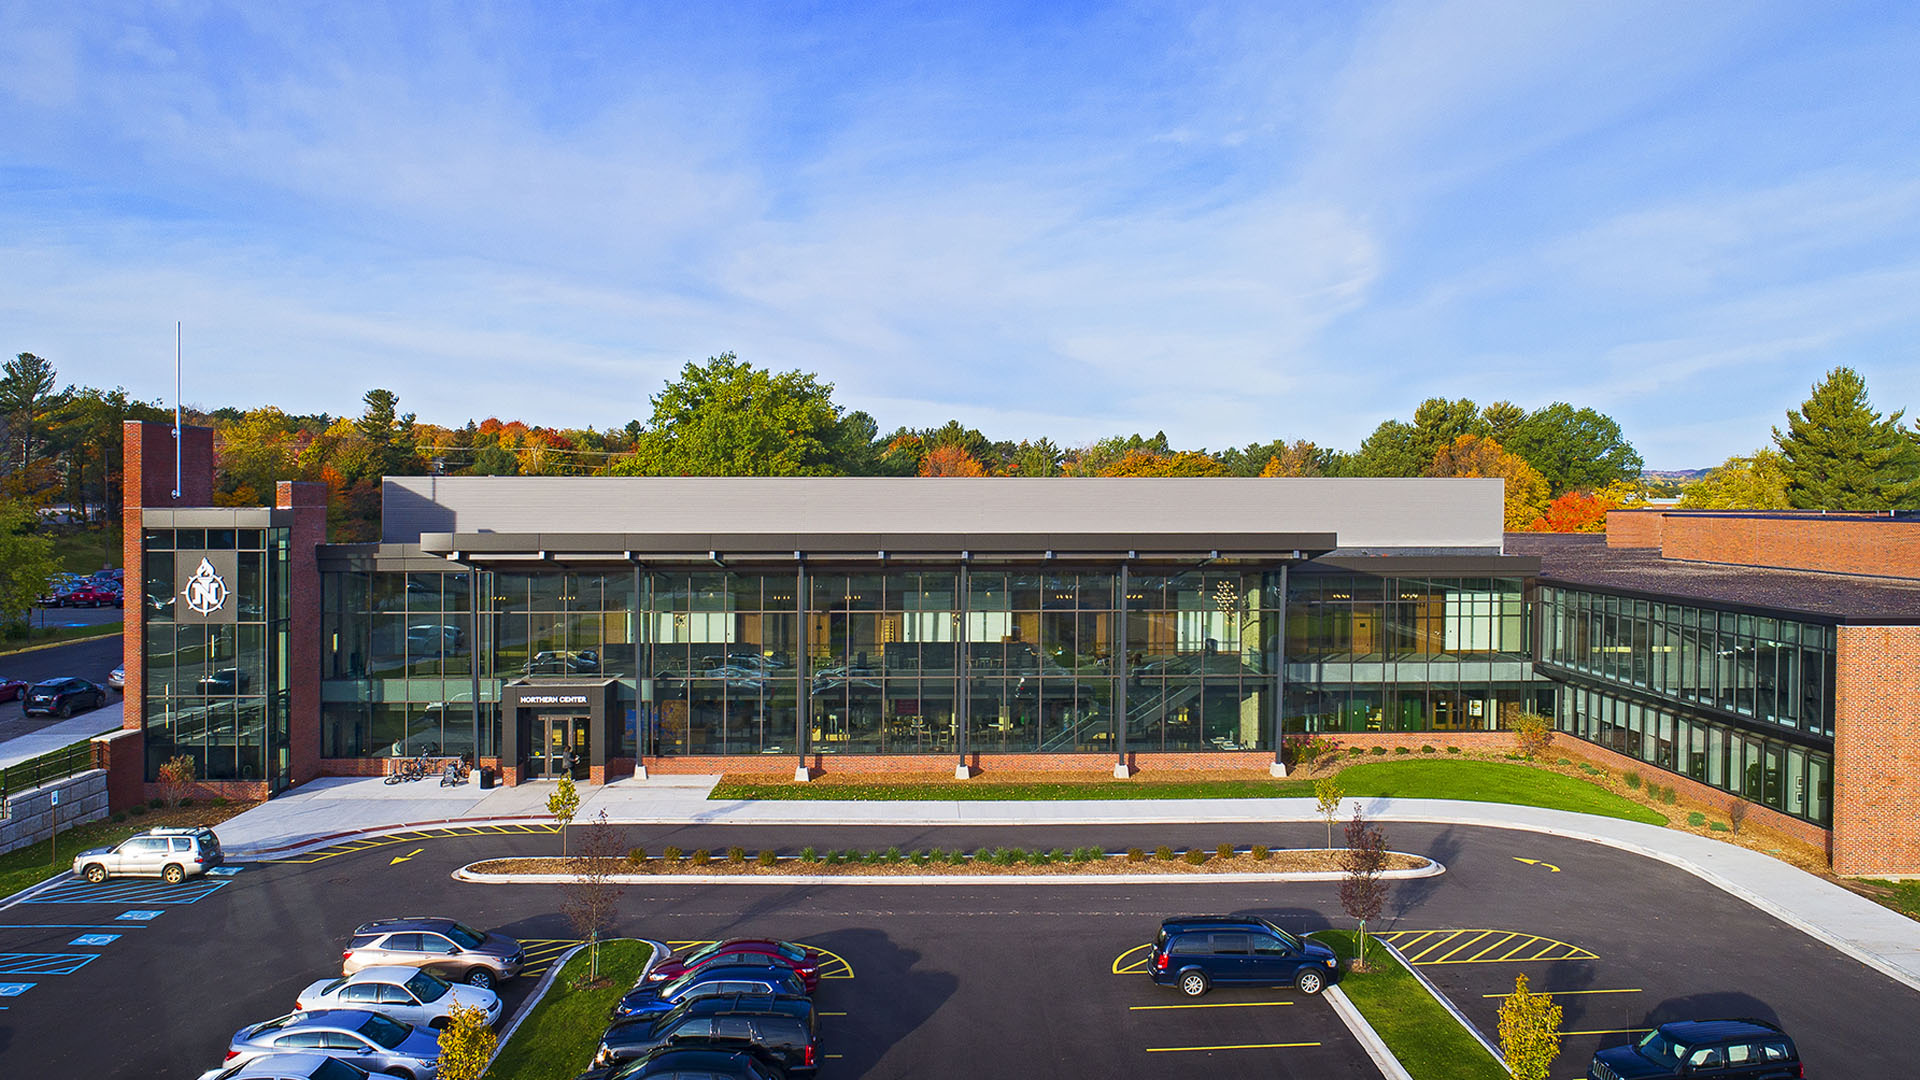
1147,915,1340,997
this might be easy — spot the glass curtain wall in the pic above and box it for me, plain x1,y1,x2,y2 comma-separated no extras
1537,586,1836,739
1282,573,1541,733
142,527,290,786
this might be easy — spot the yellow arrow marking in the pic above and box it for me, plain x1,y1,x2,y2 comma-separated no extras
1513,857,1561,872
390,848,424,865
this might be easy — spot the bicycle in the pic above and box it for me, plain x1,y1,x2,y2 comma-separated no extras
439,757,472,786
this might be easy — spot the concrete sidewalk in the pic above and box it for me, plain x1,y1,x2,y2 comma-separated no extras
0,702,123,769
212,775,1920,995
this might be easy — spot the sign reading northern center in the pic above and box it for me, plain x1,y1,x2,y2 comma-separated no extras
174,550,238,625
518,694,589,705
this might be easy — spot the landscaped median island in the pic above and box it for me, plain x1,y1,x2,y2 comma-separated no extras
710,756,1670,826
485,938,653,1080
1313,930,1508,1080
461,843,1438,880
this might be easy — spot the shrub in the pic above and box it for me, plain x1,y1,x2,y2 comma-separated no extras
1154,845,1174,862
885,846,904,863
1687,811,1707,827
1049,847,1071,863
1658,786,1678,806
129,804,147,816
628,847,648,864
1446,746,1461,754
663,846,683,862
1369,746,1388,756
1073,846,1101,863
1420,745,1437,754
861,849,883,865
1347,746,1366,756
1709,821,1730,833
971,848,993,863
111,812,127,823
1183,848,1208,866
757,849,777,867
210,796,230,807
726,846,747,865
799,846,819,863
1127,847,1146,862
1624,771,1642,790
992,848,1021,866
1393,746,1411,755
1579,763,1601,775
1556,757,1571,766
1216,843,1236,861
690,849,711,866
1512,711,1555,759
1251,844,1270,861
147,798,165,809
910,849,930,865
823,850,844,865
178,797,194,807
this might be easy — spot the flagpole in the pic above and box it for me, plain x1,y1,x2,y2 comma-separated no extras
172,321,182,499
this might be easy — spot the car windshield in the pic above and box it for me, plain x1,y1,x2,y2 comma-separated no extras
253,1013,300,1035
1636,1030,1690,1068
1257,919,1303,949
319,978,349,995
357,1012,413,1049
312,1058,371,1080
404,969,451,1002
775,942,805,962
448,923,487,949
681,941,725,963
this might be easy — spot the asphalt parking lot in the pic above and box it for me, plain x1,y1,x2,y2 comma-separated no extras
0,627,123,739
2,820,1917,1078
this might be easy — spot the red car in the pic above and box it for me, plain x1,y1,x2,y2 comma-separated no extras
646,939,823,992
63,585,121,608
0,677,25,702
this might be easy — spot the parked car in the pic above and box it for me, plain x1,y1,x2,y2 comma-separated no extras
0,676,26,702
614,963,808,1019
405,624,466,653
1589,1019,1801,1079
647,940,823,992
195,1051,374,1080
296,966,501,1029
585,1047,786,1080
73,826,224,884
62,584,121,608
594,996,818,1074
196,667,254,694
22,677,109,718
219,1010,443,1080
342,916,524,989
526,649,600,674
1146,915,1340,997
106,667,125,691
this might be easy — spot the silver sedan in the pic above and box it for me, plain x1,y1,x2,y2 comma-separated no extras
297,966,500,1029
217,1010,442,1080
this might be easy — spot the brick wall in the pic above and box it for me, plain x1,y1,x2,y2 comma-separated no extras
1605,510,1665,548
1555,739,1832,853
1832,625,1920,876
122,421,215,742
277,482,329,787
92,729,146,813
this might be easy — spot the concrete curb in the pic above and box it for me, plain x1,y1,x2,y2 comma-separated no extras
0,626,121,658
1378,938,1508,1071
0,870,78,912
1324,984,1413,1080
485,937,665,1073
451,854,1446,887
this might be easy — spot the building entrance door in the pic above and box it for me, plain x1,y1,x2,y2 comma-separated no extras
535,714,589,780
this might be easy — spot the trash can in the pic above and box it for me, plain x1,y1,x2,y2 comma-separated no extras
478,766,496,790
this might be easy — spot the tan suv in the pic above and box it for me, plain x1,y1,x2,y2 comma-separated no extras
342,917,524,990
72,826,223,884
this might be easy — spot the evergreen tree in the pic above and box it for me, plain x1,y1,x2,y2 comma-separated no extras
1772,367,1920,510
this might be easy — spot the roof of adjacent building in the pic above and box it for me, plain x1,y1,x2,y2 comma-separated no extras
1509,532,1920,624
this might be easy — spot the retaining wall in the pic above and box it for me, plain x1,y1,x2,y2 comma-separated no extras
0,769,110,856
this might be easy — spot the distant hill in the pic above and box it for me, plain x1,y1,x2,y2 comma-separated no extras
1642,468,1710,481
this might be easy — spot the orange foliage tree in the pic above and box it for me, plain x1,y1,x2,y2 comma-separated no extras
1527,490,1618,532
1426,434,1549,531
1101,449,1229,477
919,445,988,476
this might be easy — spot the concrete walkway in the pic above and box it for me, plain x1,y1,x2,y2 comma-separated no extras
0,702,123,769
212,775,1920,995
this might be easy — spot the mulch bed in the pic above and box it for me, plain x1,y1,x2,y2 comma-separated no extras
466,849,1430,877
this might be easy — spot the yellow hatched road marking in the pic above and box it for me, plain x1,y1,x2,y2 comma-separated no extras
1463,933,1522,962
266,823,561,863
1112,944,1153,974
1483,988,1641,997
1405,932,1468,963
1377,929,1597,965
1146,1042,1321,1053
1129,1001,1293,1011
1431,930,1497,963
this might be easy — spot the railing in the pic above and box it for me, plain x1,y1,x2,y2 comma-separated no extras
0,740,97,814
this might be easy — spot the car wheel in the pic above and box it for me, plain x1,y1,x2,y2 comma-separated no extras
464,967,496,990
57,701,72,718
1179,971,1210,997
1295,968,1325,995
161,864,185,884
428,1016,448,1030
83,864,107,883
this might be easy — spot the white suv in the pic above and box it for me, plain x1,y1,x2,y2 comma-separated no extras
72,826,224,884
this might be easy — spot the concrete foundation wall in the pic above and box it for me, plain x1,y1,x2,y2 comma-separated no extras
1,769,110,856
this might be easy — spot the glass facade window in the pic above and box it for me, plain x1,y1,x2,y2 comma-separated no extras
142,527,291,788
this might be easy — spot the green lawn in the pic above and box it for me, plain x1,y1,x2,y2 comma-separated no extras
711,758,1667,825
53,526,123,576
0,621,121,653
1856,878,1920,921
486,939,652,1080
0,803,249,901
1313,930,1509,1080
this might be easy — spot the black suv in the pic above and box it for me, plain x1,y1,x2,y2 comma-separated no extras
1590,1019,1801,1079
594,995,818,1075
1147,915,1340,997
597,1047,785,1080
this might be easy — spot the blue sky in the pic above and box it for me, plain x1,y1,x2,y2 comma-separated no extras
4,2,1919,468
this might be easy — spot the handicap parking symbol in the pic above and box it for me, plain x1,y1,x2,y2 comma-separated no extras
206,867,243,877
0,983,34,997
117,910,165,922
70,935,119,947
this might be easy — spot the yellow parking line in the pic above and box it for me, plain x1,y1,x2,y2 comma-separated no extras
1483,988,1642,998
820,1011,848,1016
1431,931,1497,964
1462,932,1522,963
1384,929,1442,953
1406,932,1467,963
1129,1001,1294,1011
1146,1042,1321,1053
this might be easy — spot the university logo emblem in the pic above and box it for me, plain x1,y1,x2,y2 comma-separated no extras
181,557,229,616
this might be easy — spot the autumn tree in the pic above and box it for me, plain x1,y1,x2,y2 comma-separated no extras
1498,973,1563,1080
1426,434,1550,530
548,775,580,856
561,810,627,982
434,1002,497,1080
1315,776,1345,849
1339,809,1390,970
1773,367,1920,510
1527,490,1618,532
919,445,988,476
1256,440,1328,477
1100,449,1229,477
1678,449,1792,510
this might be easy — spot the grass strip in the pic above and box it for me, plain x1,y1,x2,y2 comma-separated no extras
0,622,122,654
712,759,1667,825
1313,930,1508,1080
1855,878,1920,921
486,938,652,1080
